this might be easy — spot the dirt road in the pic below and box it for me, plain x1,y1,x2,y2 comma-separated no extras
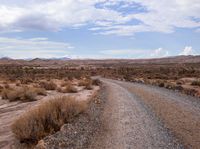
90,78,200,149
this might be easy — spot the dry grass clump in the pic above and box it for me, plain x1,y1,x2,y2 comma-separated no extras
1,87,46,102
92,79,101,86
1,87,37,102
78,79,93,90
60,81,70,87
4,83,10,89
57,85,78,93
191,79,200,87
32,88,47,96
11,96,87,143
39,81,57,90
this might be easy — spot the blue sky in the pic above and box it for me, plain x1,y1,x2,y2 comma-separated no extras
0,0,199,59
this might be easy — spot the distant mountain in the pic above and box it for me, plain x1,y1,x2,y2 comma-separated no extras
28,57,70,61
49,57,71,60
0,55,200,66
0,57,12,60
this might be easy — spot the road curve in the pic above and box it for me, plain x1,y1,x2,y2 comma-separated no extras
90,78,200,149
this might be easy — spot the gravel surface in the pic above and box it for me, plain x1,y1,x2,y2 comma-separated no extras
89,79,183,149
114,80,200,149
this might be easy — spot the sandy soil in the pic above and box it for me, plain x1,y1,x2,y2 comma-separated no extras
0,86,99,149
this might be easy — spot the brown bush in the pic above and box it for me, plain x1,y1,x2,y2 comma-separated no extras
92,79,101,86
78,79,91,86
11,96,87,143
0,85,3,93
1,87,37,102
57,84,77,93
60,81,70,87
64,85,78,93
33,88,47,96
4,83,10,89
16,82,21,86
191,80,200,87
39,81,57,90
78,79,93,90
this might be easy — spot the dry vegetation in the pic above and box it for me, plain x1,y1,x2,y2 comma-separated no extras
92,63,200,97
39,81,57,90
11,96,88,144
1,86,46,102
79,78,93,90
191,80,200,87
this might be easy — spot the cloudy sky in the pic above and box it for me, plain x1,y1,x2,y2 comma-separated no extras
0,0,199,59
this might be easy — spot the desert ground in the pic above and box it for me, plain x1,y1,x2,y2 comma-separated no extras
0,56,200,149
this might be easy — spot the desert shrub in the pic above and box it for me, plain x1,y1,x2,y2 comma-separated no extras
33,88,47,96
1,88,14,99
16,82,21,86
60,81,71,87
78,79,93,90
20,78,33,84
92,79,101,86
158,82,165,87
78,79,91,86
191,80,200,86
39,81,57,90
1,87,39,102
4,83,10,89
61,86,77,93
11,96,87,143
0,85,3,92
57,83,78,93
85,83,93,90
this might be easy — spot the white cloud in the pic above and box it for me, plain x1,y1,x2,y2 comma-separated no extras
179,46,196,55
0,0,199,35
100,49,146,55
0,37,73,59
99,48,170,58
150,48,169,58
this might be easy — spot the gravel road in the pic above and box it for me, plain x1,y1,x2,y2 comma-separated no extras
90,78,200,149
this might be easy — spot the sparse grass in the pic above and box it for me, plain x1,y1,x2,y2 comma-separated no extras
11,96,87,143
39,81,57,90
191,80,200,87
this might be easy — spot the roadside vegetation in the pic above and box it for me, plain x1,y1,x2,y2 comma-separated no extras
11,96,88,144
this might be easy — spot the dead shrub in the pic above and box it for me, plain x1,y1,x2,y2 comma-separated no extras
92,79,101,86
0,85,3,92
16,82,21,86
4,83,10,89
79,79,93,90
33,88,47,96
39,81,57,90
63,85,78,93
191,80,200,87
11,96,87,143
57,84,77,93
20,78,33,84
60,81,71,87
1,87,38,102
